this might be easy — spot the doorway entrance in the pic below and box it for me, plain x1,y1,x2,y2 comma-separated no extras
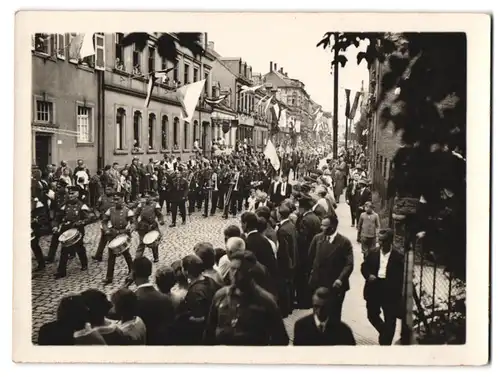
35,133,52,169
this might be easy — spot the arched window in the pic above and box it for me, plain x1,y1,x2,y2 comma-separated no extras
193,120,198,145
133,110,142,149
148,113,156,150
161,115,168,150
173,117,179,149
184,121,189,149
115,107,126,150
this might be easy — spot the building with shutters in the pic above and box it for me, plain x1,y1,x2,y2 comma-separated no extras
31,33,103,173
103,32,216,166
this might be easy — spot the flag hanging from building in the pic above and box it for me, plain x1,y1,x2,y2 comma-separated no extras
144,68,174,108
256,95,268,108
345,89,351,118
239,84,264,94
264,96,273,114
278,107,287,129
176,79,206,123
204,92,230,107
69,33,95,60
294,119,301,133
264,140,280,171
349,91,362,119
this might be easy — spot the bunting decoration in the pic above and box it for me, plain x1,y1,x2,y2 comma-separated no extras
345,89,351,118
238,84,264,94
176,79,206,123
204,92,230,107
349,91,362,119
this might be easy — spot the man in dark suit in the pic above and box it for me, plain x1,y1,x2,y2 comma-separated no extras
277,175,292,205
361,228,404,345
355,178,372,224
293,287,356,346
309,214,354,323
268,174,281,206
133,257,175,345
241,211,279,280
275,204,298,316
295,196,322,309
345,177,359,227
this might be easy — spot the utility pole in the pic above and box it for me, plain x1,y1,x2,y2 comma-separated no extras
332,32,339,158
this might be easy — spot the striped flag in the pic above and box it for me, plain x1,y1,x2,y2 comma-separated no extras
349,91,362,119
69,33,95,60
145,73,155,108
204,93,230,106
176,79,206,123
345,89,351,118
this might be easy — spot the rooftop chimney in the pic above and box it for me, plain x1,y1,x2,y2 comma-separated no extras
280,67,283,74
285,72,288,77
274,63,277,71
208,41,215,50
269,61,273,71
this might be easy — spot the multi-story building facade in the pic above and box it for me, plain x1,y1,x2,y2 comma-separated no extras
31,32,224,172
103,32,216,166
31,33,101,172
263,61,312,138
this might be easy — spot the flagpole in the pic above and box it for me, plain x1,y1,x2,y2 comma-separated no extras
332,32,339,158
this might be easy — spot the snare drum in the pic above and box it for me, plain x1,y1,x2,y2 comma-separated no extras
58,228,82,248
143,230,161,248
108,234,131,255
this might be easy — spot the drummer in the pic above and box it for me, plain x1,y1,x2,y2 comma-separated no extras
101,191,135,285
134,190,165,263
52,186,91,280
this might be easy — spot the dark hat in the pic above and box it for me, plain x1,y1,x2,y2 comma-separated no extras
67,186,79,193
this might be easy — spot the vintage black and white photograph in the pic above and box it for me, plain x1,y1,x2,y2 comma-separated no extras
14,11,489,364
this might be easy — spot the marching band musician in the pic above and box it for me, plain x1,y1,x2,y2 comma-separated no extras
31,197,46,272
101,191,135,285
223,165,244,219
52,186,91,280
134,191,165,263
45,179,69,263
169,167,188,227
200,163,212,218
92,185,116,262
208,164,222,216
187,168,199,216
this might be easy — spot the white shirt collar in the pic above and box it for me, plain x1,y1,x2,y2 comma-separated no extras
136,282,154,290
246,229,258,236
327,231,338,243
313,314,328,330
279,219,289,226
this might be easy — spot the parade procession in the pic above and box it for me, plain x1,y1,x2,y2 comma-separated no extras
29,30,467,348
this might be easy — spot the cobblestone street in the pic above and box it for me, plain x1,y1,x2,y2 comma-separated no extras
31,195,391,345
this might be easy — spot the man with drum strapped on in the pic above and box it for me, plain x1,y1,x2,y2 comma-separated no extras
134,190,165,263
101,191,135,285
92,184,117,262
52,186,91,279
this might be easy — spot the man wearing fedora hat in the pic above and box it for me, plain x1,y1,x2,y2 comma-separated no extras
355,178,372,226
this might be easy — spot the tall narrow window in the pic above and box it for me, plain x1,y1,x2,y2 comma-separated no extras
115,33,124,70
133,110,142,149
184,63,190,84
116,108,125,150
133,44,142,74
236,86,241,112
77,106,92,143
193,66,199,83
148,46,155,73
173,117,179,149
94,33,106,71
173,60,180,83
184,122,189,149
56,34,65,59
148,113,156,150
161,115,168,149
34,33,51,55
193,120,198,145
204,71,209,95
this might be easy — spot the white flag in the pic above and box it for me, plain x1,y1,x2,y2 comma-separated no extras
294,119,301,133
278,109,287,129
264,96,273,114
176,79,206,123
239,84,264,94
80,33,95,58
264,140,280,171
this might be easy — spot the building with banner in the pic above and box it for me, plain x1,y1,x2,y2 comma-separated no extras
31,33,101,172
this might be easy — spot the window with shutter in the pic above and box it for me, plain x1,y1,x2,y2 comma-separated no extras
56,34,65,60
94,33,105,71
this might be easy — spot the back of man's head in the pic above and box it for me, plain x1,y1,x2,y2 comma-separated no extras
226,237,246,256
